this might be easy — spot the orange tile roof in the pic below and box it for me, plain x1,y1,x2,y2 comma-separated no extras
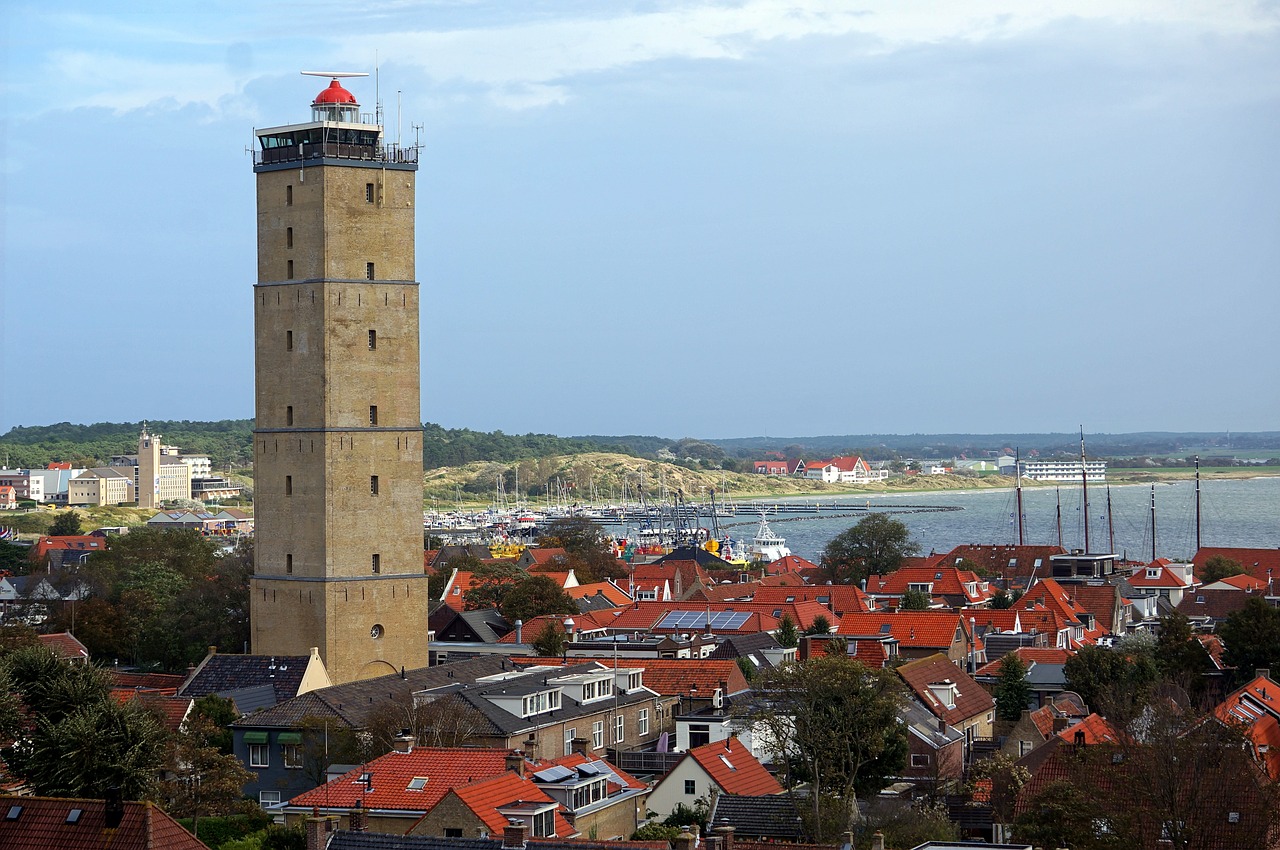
1210,573,1267,591
606,603,777,635
685,737,782,797
867,566,992,605
0,796,208,849
753,585,870,615
498,610,622,643
449,772,576,837
766,555,821,575
525,548,569,565
29,536,105,561
1194,547,1280,583
110,671,187,690
684,582,761,604
610,658,749,697
757,572,808,587
567,582,632,606
1056,713,1121,745
36,632,89,662
896,653,993,725
836,610,969,650
289,747,517,812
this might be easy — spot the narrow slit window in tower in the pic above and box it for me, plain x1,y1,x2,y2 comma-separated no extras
286,227,293,249
287,260,294,279
285,475,293,496
370,475,379,495
366,262,375,281
286,330,293,351
286,554,293,574
286,185,293,205
286,406,294,426
365,183,374,203
371,554,381,574
368,329,377,350
369,405,378,426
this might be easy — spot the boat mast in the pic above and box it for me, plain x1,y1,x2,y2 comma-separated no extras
1015,448,1025,546
1195,455,1202,551
1106,486,1115,555
1080,426,1090,553
1056,487,1063,549
1150,485,1157,562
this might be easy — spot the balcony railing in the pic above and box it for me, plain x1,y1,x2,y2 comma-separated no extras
254,142,418,167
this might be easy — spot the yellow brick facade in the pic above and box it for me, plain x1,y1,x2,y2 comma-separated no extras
250,105,429,684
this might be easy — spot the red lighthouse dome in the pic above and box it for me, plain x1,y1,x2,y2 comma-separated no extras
313,79,358,106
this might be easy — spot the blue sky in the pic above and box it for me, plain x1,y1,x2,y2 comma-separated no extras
3,1,1278,438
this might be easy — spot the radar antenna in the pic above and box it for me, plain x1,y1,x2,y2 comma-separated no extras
301,71,370,78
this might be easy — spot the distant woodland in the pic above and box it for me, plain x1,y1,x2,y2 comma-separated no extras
2,420,1277,473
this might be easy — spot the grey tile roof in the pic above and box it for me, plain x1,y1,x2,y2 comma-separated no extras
330,834,499,850
179,653,310,705
708,794,806,840
232,656,510,730
708,633,781,661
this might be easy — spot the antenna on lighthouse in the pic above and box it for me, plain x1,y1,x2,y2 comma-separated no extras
300,71,370,79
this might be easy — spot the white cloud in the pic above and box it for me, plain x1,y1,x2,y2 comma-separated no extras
332,0,1279,106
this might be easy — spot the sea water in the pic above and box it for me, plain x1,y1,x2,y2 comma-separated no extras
716,477,1280,563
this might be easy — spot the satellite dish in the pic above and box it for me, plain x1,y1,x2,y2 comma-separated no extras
301,71,370,78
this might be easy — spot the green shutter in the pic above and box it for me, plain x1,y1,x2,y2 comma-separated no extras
243,731,268,744
277,732,302,744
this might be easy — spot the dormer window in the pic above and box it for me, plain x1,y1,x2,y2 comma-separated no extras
1147,568,1161,579
521,689,562,717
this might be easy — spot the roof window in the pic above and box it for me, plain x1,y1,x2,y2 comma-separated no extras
407,777,428,791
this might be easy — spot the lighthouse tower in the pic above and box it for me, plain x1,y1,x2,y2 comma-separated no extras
249,75,428,683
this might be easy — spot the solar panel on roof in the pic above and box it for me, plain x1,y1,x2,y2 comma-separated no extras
577,763,601,776
533,765,575,783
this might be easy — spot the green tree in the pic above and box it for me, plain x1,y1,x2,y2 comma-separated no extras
899,588,931,611
1063,645,1157,721
990,587,1014,609
1200,554,1245,583
0,541,30,575
1013,780,1124,850
537,517,620,583
735,654,906,839
776,614,799,648
47,511,83,537
461,561,525,611
22,698,167,799
163,712,255,837
500,575,577,623
531,621,568,657
804,614,832,636
191,695,238,754
993,653,1032,721
819,514,919,586
1154,612,1212,699
1218,596,1280,684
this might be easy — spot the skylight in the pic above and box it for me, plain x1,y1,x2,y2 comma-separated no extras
407,777,428,791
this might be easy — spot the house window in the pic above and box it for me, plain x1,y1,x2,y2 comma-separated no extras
592,720,604,749
638,708,649,737
911,754,930,768
283,744,303,769
444,829,463,838
286,406,293,426
372,554,381,574
684,779,696,795
287,259,294,279
286,185,293,205
614,715,624,743
286,227,293,248
368,329,377,350
366,262,375,280
259,790,281,806
249,744,269,768
370,475,379,496
564,727,576,756
688,723,711,749
365,183,374,203
285,475,292,496
286,330,293,350
369,405,378,426
286,554,293,574
531,809,554,838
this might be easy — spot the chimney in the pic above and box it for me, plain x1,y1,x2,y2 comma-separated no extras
104,786,124,829
349,804,368,832
870,831,885,850
305,809,337,850
392,731,415,753
503,819,528,849
674,826,697,850
1259,668,1271,682
713,823,736,850
572,736,590,756
506,749,526,777
936,717,946,735
1052,716,1071,733
515,619,524,644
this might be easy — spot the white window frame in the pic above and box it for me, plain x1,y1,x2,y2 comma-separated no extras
282,743,303,769
259,790,281,807
249,743,269,768
564,727,576,756
592,720,604,749
638,708,650,737
614,715,624,744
